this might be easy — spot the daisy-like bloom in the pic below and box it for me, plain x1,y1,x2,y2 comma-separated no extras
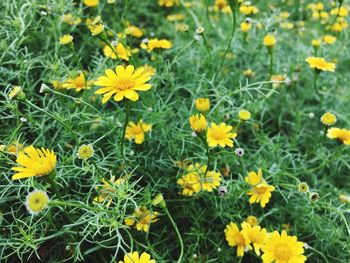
62,13,82,26
77,144,94,160
309,192,319,202
245,169,264,186
158,0,179,7
263,34,277,47
25,190,49,215
243,69,255,78
119,252,155,263
241,221,268,256
238,109,251,121
323,35,336,45
240,21,252,33
103,43,131,61
94,176,125,207
125,120,152,144
311,39,321,47
177,172,201,196
240,4,259,15
199,170,222,192
8,86,25,100
339,194,350,204
138,65,156,76
125,25,143,38
207,122,237,148
59,34,73,45
305,57,336,72
94,65,152,103
261,230,306,263
320,112,336,126
51,80,63,89
327,127,350,145
195,98,210,112
224,222,251,257
90,23,104,36
140,39,172,52
246,215,258,226
189,114,207,133
12,145,57,180
84,0,99,7
298,182,309,193
62,72,93,92
0,142,23,155
124,206,159,232
247,183,275,208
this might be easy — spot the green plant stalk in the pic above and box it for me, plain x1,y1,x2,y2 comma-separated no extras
269,51,274,79
25,99,78,142
202,34,212,66
70,44,88,90
120,102,130,163
99,37,120,60
198,132,211,177
313,70,320,99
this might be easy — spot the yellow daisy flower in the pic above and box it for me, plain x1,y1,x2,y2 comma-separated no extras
124,206,159,232
247,183,275,208
263,34,277,47
245,169,264,186
94,65,152,103
261,230,306,263
158,0,179,7
140,38,172,52
177,172,201,196
125,120,152,144
90,23,104,36
118,252,155,263
238,109,251,121
195,98,210,112
11,145,57,180
103,43,131,61
199,170,222,192
25,190,49,215
323,35,336,45
224,222,251,257
62,72,93,92
320,112,336,126
241,221,268,256
125,25,143,38
327,127,350,145
84,0,99,7
305,57,336,72
77,144,94,160
189,114,207,133
138,65,156,77
207,122,237,148
245,215,258,226
59,34,73,45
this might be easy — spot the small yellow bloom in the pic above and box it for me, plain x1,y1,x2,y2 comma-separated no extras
62,72,93,92
125,120,152,144
8,86,25,100
25,190,49,215
177,171,201,196
241,221,268,256
195,98,210,112
207,122,237,148
238,109,251,121
320,112,336,126
103,43,131,61
125,25,143,38
124,206,159,232
12,145,57,180
189,114,207,133
245,169,264,186
118,252,155,263
243,69,255,78
339,194,350,204
311,39,321,47
246,215,258,226
306,57,336,72
323,35,336,45
140,39,172,52
158,0,179,7
263,34,277,47
59,34,73,45
327,127,350,145
84,0,99,7
298,182,309,193
90,23,104,36
224,222,251,257
240,21,252,32
77,144,94,160
138,65,156,76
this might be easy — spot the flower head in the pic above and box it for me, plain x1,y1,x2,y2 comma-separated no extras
247,183,275,208
12,145,57,180
240,21,252,32
238,109,251,121
62,72,93,91
261,230,306,263
25,190,49,215
224,222,251,257
125,120,152,144
263,34,277,47
90,23,104,36
158,0,179,7
311,39,321,47
177,171,201,196
195,98,210,112
241,221,268,256
339,194,350,204
84,0,99,7
189,114,207,133
94,65,152,103
207,122,237,148
124,206,159,232
323,35,336,45
138,65,156,77
305,57,336,72
77,144,94,160
103,43,131,61
320,112,336,126
327,127,350,145
119,252,155,263
246,215,258,226
125,25,144,38
298,182,309,193
245,169,264,186
140,38,172,52
8,86,25,100
200,170,222,192
59,34,73,45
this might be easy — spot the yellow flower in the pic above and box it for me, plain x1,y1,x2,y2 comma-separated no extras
11,145,57,180
84,0,99,7
239,5,259,15
298,182,309,193
158,0,179,7
77,144,94,160
125,120,152,144
246,215,258,226
90,23,104,36
138,65,156,77
189,114,207,133
94,176,124,207
166,14,185,21
195,98,210,112
125,25,143,38
59,34,73,45
207,122,237,148
241,221,268,256
311,39,321,47
224,222,251,257
305,57,336,72
199,170,222,192
118,252,155,263
124,206,159,232
0,142,23,155
261,230,306,263
263,34,277,47
103,43,131,61
247,183,275,208
51,80,63,89
320,112,336,126
25,190,49,215
339,194,350,204
240,21,252,32
327,127,350,145
330,6,348,17
238,109,251,121
245,169,264,186
94,65,152,103
243,69,254,78
62,72,92,91
140,39,172,52
62,13,81,25
323,35,336,45
8,86,25,100
177,172,201,196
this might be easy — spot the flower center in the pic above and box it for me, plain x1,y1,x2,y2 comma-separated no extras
275,245,291,261
115,78,135,91
211,129,226,140
255,185,268,194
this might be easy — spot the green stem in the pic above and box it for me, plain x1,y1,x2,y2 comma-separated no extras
71,45,88,90
163,206,184,263
120,102,130,163
202,34,212,66
269,51,274,79
313,71,320,99
100,37,120,61
198,133,211,176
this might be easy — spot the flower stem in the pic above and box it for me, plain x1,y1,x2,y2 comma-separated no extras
120,102,130,163
71,45,88,90
269,51,274,80
198,133,211,176
313,71,320,99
